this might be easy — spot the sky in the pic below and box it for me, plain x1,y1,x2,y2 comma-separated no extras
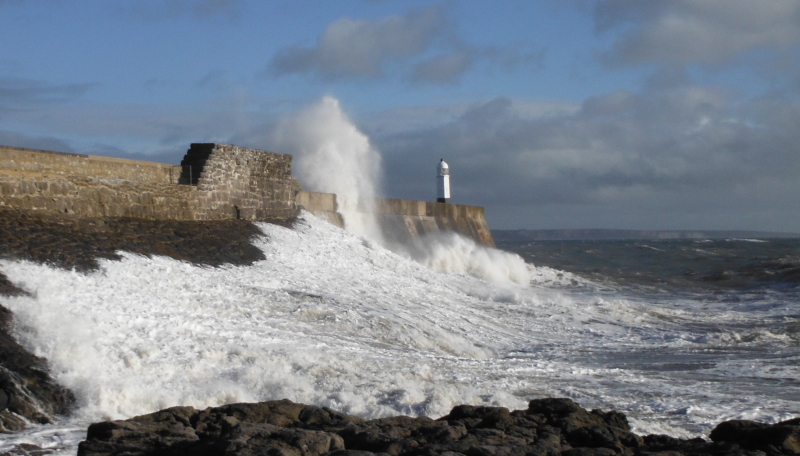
1,0,799,232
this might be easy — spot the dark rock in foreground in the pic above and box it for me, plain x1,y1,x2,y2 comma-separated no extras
0,302,75,431
0,272,29,297
77,398,800,456
1,273,73,432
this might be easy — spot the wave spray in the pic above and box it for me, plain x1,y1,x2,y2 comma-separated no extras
272,96,384,242
272,96,528,286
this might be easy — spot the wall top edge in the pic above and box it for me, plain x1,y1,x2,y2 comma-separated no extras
375,196,485,211
84,155,181,168
190,143,292,159
0,145,88,158
0,145,179,169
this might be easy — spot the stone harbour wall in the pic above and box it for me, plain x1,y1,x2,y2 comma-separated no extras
0,144,494,245
0,146,194,219
296,190,344,227
0,146,181,184
372,198,495,247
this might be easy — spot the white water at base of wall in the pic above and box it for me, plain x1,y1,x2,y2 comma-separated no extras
389,232,530,287
271,96,385,243
2,211,797,456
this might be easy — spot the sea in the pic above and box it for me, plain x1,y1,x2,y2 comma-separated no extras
1,212,798,455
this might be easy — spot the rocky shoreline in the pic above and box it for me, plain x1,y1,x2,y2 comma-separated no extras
1,209,799,455
77,398,800,456
0,208,279,272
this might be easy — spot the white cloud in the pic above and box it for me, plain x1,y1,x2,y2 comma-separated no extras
269,5,542,84
270,6,445,79
371,81,800,230
596,0,800,65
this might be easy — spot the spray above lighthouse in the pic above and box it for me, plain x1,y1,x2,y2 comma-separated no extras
436,158,450,203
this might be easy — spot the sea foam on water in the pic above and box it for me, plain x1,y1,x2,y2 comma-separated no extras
4,210,797,454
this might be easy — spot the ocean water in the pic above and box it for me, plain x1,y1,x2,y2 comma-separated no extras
1,214,799,454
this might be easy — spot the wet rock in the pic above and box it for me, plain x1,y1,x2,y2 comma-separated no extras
0,272,28,297
710,419,800,455
79,400,351,456
0,373,73,431
0,387,9,410
0,442,55,455
0,304,75,431
78,399,800,456
525,398,614,433
0,208,276,272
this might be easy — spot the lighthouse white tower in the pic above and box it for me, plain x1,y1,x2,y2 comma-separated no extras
436,158,450,203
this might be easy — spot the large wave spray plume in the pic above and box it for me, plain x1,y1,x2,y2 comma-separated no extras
271,96,384,242
271,96,529,286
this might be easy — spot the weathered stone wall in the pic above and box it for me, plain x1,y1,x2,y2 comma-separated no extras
0,146,193,219
183,143,301,221
0,146,181,184
0,144,494,245
294,193,494,247
372,198,495,247
0,176,196,219
296,190,344,227
0,144,301,222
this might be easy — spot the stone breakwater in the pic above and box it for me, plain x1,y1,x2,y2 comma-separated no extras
77,398,800,456
0,144,299,222
0,143,495,247
1,195,799,455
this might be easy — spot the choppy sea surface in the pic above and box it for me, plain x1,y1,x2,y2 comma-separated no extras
1,214,799,454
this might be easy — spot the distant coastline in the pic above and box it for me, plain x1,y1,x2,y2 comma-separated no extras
494,228,800,242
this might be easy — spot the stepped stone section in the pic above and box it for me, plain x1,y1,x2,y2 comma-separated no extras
181,143,301,221
296,190,344,227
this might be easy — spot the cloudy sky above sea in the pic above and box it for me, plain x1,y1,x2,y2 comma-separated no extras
2,0,799,231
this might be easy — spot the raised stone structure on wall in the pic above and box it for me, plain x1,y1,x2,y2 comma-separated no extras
0,144,495,246
181,143,300,221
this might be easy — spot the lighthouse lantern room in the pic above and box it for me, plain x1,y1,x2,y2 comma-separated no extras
436,159,450,203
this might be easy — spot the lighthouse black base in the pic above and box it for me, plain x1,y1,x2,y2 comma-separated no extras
437,197,450,203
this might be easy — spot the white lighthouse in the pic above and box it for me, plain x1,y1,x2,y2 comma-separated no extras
436,158,450,203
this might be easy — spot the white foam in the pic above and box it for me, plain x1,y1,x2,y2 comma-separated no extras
0,212,797,453
271,96,384,241
394,232,530,287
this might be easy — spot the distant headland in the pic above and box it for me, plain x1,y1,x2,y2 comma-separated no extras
494,228,800,242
